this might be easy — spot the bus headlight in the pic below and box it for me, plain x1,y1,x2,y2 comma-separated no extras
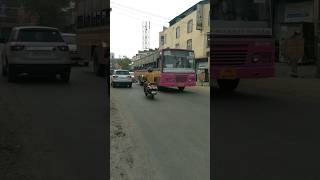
252,56,260,63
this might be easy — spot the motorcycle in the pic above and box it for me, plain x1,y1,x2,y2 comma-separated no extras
143,82,158,99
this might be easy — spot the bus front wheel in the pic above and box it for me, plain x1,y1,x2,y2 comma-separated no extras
217,79,239,92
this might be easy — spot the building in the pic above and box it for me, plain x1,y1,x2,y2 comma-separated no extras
110,53,119,70
0,0,36,40
159,0,210,82
132,49,157,62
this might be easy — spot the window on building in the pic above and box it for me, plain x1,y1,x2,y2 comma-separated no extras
176,26,180,39
160,35,164,46
207,33,210,48
208,10,210,26
175,43,180,48
187,20,193,33
187,39,192,50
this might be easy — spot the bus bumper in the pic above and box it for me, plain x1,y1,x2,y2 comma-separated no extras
211,65,274,79
159,81,196,87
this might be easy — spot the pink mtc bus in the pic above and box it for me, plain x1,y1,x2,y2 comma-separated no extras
134,48,196,92
211,0,275,91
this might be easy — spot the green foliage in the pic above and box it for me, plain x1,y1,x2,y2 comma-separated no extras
118,58,132,70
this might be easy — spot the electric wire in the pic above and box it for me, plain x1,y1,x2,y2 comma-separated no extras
110,1,170,21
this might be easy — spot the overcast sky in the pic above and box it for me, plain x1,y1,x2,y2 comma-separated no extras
110,0,201,58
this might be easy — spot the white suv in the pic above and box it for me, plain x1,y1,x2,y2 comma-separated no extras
111,70,132,88
1,26,71,82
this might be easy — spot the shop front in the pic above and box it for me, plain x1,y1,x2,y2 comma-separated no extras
196,58,209,83
274,0,316,64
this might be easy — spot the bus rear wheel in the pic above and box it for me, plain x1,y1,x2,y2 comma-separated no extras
178,87,185,92
217,79,239,92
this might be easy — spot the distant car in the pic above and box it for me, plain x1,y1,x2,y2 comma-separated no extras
61,33,88,66
129,71,137,83
1,26,71,82
111,69,132,88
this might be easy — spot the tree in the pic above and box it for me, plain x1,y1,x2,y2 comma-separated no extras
118,57,132,70
21,0,71,27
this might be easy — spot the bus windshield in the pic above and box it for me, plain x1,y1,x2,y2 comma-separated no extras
212,0,272,29
163,50,195,73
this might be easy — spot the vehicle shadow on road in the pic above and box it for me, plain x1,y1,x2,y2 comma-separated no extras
157,86,196,95
212,87,273,102
2,75,70,85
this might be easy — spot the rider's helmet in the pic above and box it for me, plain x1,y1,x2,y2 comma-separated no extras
147,67,153,73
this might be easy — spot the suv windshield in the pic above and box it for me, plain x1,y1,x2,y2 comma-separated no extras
115,71,129,75
17,29,64,42
63,35,76,44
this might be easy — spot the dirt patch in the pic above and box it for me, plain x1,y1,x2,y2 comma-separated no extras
0,92,40,180
110,93,161,180
0,102,31,180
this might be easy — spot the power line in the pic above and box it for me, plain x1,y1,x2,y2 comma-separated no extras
110,1,170,21
111,5,196,27
110,4,169,24
111,7,169,26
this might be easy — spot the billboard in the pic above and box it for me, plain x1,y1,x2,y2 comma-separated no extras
0,0,6,17
284,2,313,23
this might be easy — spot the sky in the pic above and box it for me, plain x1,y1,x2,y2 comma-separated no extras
110,0,201,58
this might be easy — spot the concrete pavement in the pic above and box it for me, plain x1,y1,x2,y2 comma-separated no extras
213,77,320,180
111,84,210,180
0,65,108,180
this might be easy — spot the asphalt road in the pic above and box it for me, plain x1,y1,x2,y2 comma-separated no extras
111,84,210,180
212,78,320,180
0,65,108,179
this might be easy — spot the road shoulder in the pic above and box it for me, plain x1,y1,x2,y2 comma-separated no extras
110,91,162,180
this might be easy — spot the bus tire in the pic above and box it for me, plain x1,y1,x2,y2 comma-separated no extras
217,79,239,92
178,87,185,92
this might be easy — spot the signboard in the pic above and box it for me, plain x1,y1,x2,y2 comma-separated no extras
0,0,6,17
212,28,272,36
196,4,203,30
284,2,313,23
198,62,208,69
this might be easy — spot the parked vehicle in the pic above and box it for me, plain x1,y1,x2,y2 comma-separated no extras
129,71,137,83
62,33,88,66
1,26,72,82
111,69,132,88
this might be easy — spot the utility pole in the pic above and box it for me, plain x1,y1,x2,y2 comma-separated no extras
142,21,150,50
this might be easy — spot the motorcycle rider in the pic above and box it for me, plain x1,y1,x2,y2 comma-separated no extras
143,67,156,92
